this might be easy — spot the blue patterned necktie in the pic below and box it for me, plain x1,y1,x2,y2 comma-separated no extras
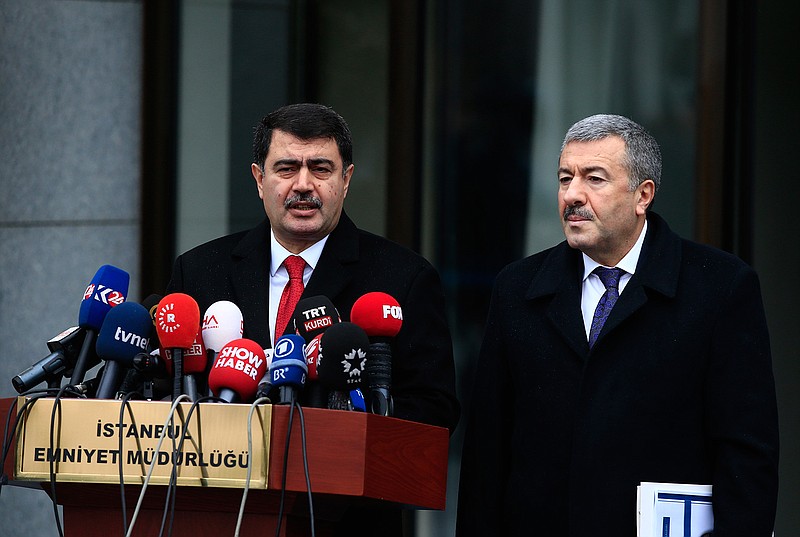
588,267,624,347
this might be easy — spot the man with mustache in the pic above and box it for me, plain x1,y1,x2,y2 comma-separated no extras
456,114,778,536
166,103,459,535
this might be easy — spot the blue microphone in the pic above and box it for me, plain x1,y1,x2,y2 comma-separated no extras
94,302,153,399
269,334,308,404
72,265,130,384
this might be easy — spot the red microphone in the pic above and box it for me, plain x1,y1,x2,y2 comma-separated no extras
350,292,403,416
155,293,200,400
209,338,268,403
303,333,327,408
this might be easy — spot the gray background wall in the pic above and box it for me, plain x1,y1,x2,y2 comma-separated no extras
0,1,143,534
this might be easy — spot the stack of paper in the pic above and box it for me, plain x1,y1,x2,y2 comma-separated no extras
637,482,713,537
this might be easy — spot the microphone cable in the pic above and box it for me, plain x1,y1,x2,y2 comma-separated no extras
162,395,225,537
234,396,270,537
48,383,89,537
1,389,59,499
125,394,190,537
272,392,315,537
116,390,145,537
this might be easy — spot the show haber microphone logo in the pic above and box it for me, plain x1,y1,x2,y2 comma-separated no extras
83,283,125,307
215,343,265,381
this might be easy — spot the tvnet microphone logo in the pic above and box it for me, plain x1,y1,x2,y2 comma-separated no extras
83,284,126,307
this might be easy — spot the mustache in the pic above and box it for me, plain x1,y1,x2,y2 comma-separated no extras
284,193,322,209
563,206,594,220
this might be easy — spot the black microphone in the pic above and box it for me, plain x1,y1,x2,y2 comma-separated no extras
292,295,341,408
12,326,89,393
318,322,370,410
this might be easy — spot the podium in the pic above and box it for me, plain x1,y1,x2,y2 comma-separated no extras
0,397,449,536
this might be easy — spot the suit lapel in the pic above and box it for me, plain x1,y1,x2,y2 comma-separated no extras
527,243,588,357
304,212,360,311
589,213,681,346
230,219,273,347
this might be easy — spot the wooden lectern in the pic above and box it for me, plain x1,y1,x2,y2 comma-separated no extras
0,397,449,536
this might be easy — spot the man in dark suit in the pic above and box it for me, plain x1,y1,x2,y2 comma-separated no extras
166,103,459,535
456,114,778,536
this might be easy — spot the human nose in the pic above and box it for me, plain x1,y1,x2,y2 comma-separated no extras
561,178,586,206
292,166,314,191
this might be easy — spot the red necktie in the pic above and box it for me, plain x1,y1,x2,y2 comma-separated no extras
275,255,306,339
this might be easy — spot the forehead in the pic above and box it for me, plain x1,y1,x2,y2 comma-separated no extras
559,136,627,170
267,130,342,164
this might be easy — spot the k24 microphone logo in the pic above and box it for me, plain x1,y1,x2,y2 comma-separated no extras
83,284,125,307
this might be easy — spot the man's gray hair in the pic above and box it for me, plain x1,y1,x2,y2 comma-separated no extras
561,114,662,193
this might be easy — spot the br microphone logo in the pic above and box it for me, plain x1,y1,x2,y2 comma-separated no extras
382,304,403,320
157,302,181,333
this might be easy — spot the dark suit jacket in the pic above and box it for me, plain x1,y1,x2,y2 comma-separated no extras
166,212,460,536
456,212,778,537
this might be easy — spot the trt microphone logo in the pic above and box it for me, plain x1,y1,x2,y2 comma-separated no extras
382,304,403,320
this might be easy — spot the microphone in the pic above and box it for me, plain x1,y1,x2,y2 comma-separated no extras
303,333,327,408
255,348,275,400
155,293,200,400
71,265,130,384
94,302,153,399
269,334,308,404
318,322,370,410
350,292,403,416
291,295,340,407
291,295,341,342
12,326,89,393
202,301,244,354
208,338,268,403
140,293,163,349
179,332,207,401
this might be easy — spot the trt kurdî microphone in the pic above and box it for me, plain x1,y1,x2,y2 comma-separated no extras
292,295,340,342
269,334,308,404
318,322,370,410
94,302,153,399
12,326,88,393
350,292,403,416
155,293,200,400
208,338,267,403
72,265,130,384
293,295,340,407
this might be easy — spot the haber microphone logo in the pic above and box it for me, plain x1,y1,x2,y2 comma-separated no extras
157,302,180,333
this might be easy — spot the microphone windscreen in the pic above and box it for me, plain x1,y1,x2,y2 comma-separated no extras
292,295,340,342
318,322,369,390
78,265,130,331
182,333,207,374
270,334,308,389
350,292,403,337
209,338,267,401
95,302,153,365
304,333,323,380
202,300,244,351
155,293,200,349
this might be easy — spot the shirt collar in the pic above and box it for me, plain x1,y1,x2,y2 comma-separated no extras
269,231,329,277
582,218,648,281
